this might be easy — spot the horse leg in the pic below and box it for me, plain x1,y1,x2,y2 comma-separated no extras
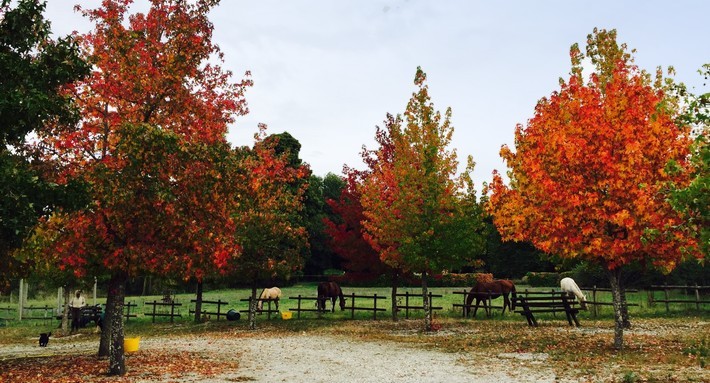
275,299,279,311
472,299,480,318
502,294,509,315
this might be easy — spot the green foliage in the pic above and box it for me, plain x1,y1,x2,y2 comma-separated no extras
0,0,89,290
523,272,560,287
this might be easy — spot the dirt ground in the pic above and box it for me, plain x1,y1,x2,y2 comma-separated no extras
1,319,708,383
1,331,573,382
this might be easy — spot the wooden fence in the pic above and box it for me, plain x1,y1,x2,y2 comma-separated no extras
287,295,322,318
395,291,442,319
580,286,639,317
239,297,279,319
343,293,387,320
144,300,182,323
648,285,710,312
191,299,230,320
123,302,138,321
452,289,506,317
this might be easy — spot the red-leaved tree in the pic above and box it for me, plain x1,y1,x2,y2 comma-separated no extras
32,0,250,375
486,29,701,349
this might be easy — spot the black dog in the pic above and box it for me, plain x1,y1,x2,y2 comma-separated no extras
39,332,51,347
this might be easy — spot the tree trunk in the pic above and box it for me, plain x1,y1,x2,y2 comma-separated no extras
61,286,70,336
606,268,624,350
194,281,203,323
422,271,431,332
107,272,126,376
619,276,631,329
391,272,398,322
249,284,257,330
99,280,116,358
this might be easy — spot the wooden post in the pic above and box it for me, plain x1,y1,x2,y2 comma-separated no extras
93,277,97,306
351,293,356,319
373,293,378,320
57,287,63,315
663,284,670,313
297,295,302,319
695,284,701,311
405,291,410,319
18,279,23,321
217,299,223,320
428,292,433,318
152,300,157,323
592,286,598,317
170,301,176,323
647,288,654,308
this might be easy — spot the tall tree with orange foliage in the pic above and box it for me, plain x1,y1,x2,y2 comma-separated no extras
361,68,476,331
31,0,250,375
486,29,701,349
216,126,309,330
325,125,400,319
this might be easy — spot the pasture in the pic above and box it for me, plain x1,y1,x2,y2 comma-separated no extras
0,283,708,382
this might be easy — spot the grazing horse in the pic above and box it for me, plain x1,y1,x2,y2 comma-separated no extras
317,281,346,312
560,277,587,309
465,280,517,317
257,287,282,311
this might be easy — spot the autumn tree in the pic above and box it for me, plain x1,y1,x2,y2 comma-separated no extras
486,29,701,349
216,127,309,330
32,0,250,375
666,64,709,257
361,68,478,330
0,0,89,290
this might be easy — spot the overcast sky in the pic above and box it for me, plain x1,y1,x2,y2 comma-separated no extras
44,1,709,189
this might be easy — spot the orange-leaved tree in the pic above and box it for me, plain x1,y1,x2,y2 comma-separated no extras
215,126,309,330
361,67,476,331
486,29,701,349
325,125,399,319
32,0,250,375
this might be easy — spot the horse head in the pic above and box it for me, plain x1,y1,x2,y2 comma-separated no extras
339,296,347,311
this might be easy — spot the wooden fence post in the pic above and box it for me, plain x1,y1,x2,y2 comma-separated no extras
663,284,670,313
695,284,701,311
170,301,176,323
373,293,378,320
297,295,302,319
592,285,598,317
18,279,23,321
404,291,410,319
351,293,356,319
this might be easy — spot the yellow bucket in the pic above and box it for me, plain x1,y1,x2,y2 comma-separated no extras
124,337,141,352
281,311,293,320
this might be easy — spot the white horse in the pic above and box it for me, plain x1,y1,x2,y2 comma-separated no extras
257,287,282,311
560,277,587,309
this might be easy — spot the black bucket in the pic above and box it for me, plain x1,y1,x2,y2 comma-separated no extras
226,309,240,321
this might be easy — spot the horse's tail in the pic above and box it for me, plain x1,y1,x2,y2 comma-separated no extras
510,284,517,311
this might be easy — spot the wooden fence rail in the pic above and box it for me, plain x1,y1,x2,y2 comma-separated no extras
238,297,279,319
123,302,138,321
395,291,442,319
144,300,182,323
287,295,322,318
452,290,508,317
648,285,710,312
580,286,639,317
344,293,387,320
191,299,230,320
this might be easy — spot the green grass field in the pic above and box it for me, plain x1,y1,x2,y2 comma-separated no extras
1,283,708,335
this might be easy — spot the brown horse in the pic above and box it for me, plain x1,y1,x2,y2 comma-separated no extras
317,281,346,312
465,280,517,317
